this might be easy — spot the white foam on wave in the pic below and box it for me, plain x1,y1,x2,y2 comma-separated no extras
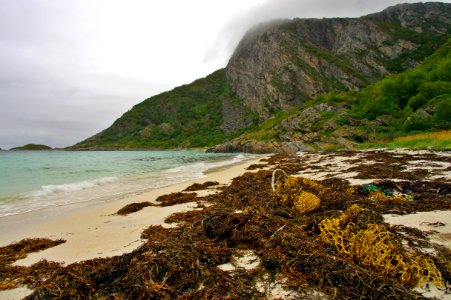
28,177,119,198
203,154,251,170
0,177,120,217
164,154,251,179
165,162,206,177
0,153,255,218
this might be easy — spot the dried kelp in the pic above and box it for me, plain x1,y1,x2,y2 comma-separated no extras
155,192,199,207
1,151,450,299
0,238,65,265
246,164,268,170
116,192,201,216
116,202,153,216
355,180,451,214
184,181,220,191
0,238,65,290
344,150,449,180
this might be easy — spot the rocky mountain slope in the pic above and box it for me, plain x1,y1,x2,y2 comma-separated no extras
226,2,450,120
209,39,451,153
72,2,450,150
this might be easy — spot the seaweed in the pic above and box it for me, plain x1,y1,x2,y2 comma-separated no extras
184,181,220,191
116,202,153,215
0,238,64,265
116,192,201,216
246,164,268,170
343,150,449,180
1,151,450,299
155,192,200,206
0,238,65,290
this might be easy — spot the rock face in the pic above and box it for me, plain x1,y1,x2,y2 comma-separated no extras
225,2,451,120
221,98,253,133
279,104,340,133
207,103,351,153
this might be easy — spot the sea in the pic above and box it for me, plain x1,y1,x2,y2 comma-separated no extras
0,150,254,218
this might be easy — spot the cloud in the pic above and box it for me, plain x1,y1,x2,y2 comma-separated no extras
0,1,175,149
0,74,169,149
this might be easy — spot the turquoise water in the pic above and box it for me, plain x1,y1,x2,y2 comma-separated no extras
0,150,250,217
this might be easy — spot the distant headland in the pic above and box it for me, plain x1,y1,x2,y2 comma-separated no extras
10,144,52,151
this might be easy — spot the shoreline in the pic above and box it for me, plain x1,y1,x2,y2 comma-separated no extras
1,149,449,299
0,150,253,219
0,155,267,267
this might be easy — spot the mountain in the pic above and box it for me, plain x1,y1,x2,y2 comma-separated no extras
10,144,52,151
72,70,255,149
209,39,451,153
226,2,450,120
72,2,451,150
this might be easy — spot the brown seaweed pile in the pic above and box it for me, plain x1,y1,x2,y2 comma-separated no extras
154,192,200,207
116,202,153,216
0,238,65,290
1,151,450,299
184,181,220,191
116,192,202,216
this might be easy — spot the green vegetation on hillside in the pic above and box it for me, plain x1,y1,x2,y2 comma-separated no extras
72,70,251,149
10,144,52,151
236,39,451,150
352,39,451,132
357,130,451,150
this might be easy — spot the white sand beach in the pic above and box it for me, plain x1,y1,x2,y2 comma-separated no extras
1,149,450,299
0,156,266,299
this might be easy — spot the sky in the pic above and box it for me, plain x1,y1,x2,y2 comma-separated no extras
0,0,444,149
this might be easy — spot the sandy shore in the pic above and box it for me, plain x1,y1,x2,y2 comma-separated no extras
0,156,266,264
0,156,266,299
1,149,449,299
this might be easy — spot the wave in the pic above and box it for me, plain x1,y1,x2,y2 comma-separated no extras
0,152,255,218
29,177,119,198
165,153,250,177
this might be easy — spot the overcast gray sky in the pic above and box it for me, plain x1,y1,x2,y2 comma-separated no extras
0,0,442,149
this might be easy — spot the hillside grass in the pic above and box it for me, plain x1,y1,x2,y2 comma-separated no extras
357,130,451,150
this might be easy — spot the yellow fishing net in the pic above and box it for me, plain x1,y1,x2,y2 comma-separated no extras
318,207,443,287
294,191,321,214
274,176,324,214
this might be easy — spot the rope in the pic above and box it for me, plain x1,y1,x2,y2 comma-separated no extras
271,169,288,192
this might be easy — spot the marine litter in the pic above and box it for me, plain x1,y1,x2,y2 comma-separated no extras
0,149,450,299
